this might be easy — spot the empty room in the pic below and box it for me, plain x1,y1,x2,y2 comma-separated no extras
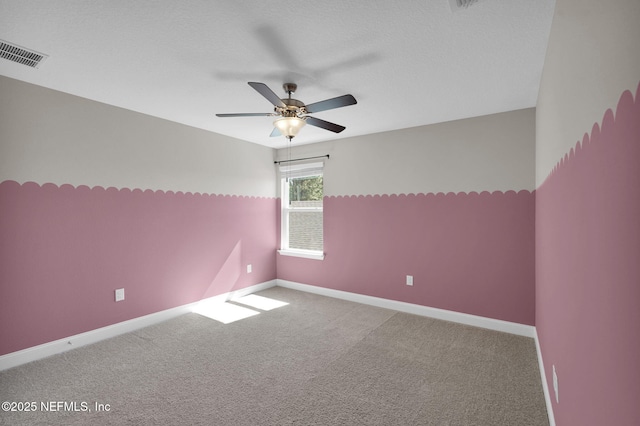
1,0,638,425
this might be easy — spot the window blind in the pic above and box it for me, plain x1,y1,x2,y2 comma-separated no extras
279,162,324,179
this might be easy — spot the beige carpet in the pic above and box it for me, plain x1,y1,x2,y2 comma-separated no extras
0,287,548,425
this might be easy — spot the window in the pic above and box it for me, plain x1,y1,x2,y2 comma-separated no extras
279,162,324,260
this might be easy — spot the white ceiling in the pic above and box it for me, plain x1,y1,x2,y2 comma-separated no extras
0,1,556,149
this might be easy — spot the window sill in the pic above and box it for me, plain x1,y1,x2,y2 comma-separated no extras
278,249,325,260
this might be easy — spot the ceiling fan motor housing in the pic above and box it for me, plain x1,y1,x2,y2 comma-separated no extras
277,98,306,117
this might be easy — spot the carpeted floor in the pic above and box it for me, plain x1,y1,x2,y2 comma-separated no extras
0,287,549,425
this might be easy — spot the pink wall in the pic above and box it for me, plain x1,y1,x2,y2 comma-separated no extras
536,84,640,425
0,181,277,356
277,190,536,325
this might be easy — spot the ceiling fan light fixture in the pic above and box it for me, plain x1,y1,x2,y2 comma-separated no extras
273,116,306,138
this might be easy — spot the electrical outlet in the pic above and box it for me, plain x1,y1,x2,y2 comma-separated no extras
406,275,413,286
115,288,125,302
247,264,252,273
553,365,559,403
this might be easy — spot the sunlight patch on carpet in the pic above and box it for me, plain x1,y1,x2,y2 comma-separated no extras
232,294,289,311
193,301,260,324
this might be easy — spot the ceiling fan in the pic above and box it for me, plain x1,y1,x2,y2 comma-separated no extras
216,82,357,141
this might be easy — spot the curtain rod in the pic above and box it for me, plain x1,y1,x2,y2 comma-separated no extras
274,154,330,164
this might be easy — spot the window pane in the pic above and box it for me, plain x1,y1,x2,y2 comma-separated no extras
289,176,323,204
288,210,323,251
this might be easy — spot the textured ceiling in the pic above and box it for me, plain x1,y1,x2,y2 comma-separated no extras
0,1,555,149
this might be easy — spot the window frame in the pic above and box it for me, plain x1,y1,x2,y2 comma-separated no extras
278,163,325,260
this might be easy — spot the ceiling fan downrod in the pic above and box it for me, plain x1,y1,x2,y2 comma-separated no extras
283,83,297,99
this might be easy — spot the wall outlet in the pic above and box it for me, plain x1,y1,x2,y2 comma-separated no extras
115,288,125,302
553,364,559,403
247,264,252,273
406,275,413,286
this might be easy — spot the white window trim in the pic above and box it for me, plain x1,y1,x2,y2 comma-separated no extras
279,162,325,261
277,248,325,260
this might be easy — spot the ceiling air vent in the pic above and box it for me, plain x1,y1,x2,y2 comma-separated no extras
0,40,48,68
449,0,481,11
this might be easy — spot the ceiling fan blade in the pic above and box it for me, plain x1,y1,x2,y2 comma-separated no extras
305,94,357,113
305,116,346,133
270,127,281,137
248,82,286,108
216,113,274,117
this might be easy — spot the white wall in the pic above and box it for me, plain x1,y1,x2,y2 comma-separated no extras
536,0,640,186
276,108,535,196
0,76,276,197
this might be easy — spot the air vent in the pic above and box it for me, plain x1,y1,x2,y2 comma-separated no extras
449,0,481,11
0,40,48,68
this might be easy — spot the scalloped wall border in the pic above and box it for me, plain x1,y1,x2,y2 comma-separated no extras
541,81,640,186
0,180,276,200
325,189,534,199
0,181,534,200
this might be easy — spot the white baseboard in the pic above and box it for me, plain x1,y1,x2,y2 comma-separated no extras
0,280,276,371
276,279,536,338
535,329,556,426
